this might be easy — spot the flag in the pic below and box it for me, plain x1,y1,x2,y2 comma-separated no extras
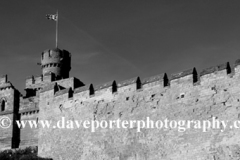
46,11,59,48
46,14,58,21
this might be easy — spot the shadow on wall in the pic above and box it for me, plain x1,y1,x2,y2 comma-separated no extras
0,147,52,160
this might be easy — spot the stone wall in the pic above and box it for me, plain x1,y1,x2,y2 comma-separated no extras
18,75,84,148
0,81,20,150
18,112,39,148
37,60,240,160
19,96,39,148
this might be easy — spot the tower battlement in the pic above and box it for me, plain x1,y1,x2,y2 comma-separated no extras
25,72,55,88
41,48,71,79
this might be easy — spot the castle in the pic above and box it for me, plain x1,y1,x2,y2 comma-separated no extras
1,47,240,160
0,48,84,150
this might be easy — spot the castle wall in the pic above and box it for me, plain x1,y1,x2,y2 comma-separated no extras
18,112,38,148
0,114,14,150
0,86,20,150
18,97,39,148
18,75,84,148
37,61,240,160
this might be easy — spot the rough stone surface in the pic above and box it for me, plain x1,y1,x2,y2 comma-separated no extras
0,79,20,150
36,64,240,160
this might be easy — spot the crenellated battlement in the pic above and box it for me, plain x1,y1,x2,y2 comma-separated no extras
199,62,231,77
55,87,73,98
41,48,71,79
170,68,194,80
38,60,239,102
25,73,56,89
41,48,71,64
0,75,15,91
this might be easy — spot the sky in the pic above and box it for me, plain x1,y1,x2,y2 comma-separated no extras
1,0,240,93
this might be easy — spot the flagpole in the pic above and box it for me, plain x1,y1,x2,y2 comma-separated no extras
56,10,58,48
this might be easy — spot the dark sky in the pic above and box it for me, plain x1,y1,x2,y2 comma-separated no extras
1,0,240,93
